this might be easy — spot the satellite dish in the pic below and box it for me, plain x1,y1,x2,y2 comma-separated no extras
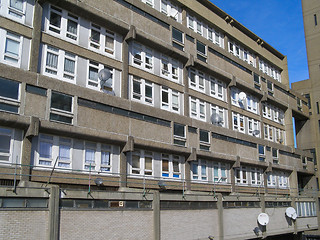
238,92,247,102
285,207,297,220
253,130,260,136
257,213,269,226
211,113,223,125
98,69,112,89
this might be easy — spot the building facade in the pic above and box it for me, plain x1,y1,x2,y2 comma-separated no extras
0,0,317,239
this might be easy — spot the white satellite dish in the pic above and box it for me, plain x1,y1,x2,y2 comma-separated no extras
285,207,297,220
253,130,260,136
211,113,223,125
257,213,269,226
98,69,112,89
238,92,247,102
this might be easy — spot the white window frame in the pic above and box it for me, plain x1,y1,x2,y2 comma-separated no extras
258,145,265,162
161,154,182,179
247,117,260,137
0,0,26,23
132,42,154,72
0,127,14,163
131,76,154,106
210,77,225,101
161,86,180,114
130,149,153,176
262,103,272,120
191,159,208,181
246,95,258,114
232,112,245,133
264,124,274,141
235,166,248,185
161,0,181,22
43,45,77,83
37,134,73,169
190,97,206,121
250,167,263,186
0,30,23,67
173,122,186,147
50,91,74,124
213,162,229,183
83,141,113,173
160,55,180,82
0,77,20,114
89,22,115,57
187,14,195,30
87,60,114,92
189,68,205,92
211,104,226,128
46,5,79,43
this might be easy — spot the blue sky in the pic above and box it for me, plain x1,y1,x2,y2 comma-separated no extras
209,0,309,86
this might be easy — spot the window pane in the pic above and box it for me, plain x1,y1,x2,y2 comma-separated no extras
51,92,72,112
0,135,11,154
145,85,152,98
258,145,264,155
50,12,61,28
197,41,205,55
39,141,52,159
5,38,19,56
101,151,110,165
67,19,77,35
200,130,209,143
132,155,140,169
172,28,183,43
0,78,19,100
162,159,168,171
59,145,70,161
145,157,152,170
10,0,23,11
85,149,95,163
174,123,185,137
46,52,58,69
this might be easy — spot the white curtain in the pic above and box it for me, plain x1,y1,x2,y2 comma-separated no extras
10,0,23,11
46,52,58,69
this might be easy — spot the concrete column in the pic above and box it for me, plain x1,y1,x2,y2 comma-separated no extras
185,161,191,191
217,193,224,240
48,185,60,240
291,197,298,235
29,1,43,73
153,191,160,240
290,168,299,197
119,151,127,188
183,65,189,117
121,40,129,99
20,136,32,181
284,108,295,148
181,7,187,27
227,76,236,130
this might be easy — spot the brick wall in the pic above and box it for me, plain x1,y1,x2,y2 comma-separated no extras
60,210,153,240
0,211,49,239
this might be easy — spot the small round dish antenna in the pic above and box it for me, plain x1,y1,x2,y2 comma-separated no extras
257,213,269,226
285,207,297,220
253,130,260,136
211,113,223,125
238,92,247,102
98,68,112,89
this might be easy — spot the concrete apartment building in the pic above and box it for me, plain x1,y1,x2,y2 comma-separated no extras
0,0,318,239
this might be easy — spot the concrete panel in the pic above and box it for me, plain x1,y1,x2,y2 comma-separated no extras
265,207,294,235
296,216,318,231
160,209,219,240
24,92,47,119
60,210,153,240
0,210,49,239
223,208,261,239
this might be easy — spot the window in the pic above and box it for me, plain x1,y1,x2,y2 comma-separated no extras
229,41,241,59
196,20,203,35
0,127,13,162
297,97,302,111
317,102,320,114
160,55,180,82
173,123,186,146
89,23,115,55
246,95,258,114
0,0,26,23
0,77,20,114
187,14,195,30
50,91,73,124
213,162,229,183
272,148,279,164
47,5,79,42
254,73,260,90
161,0,181,22
275,128,285,144
172,28,184,51
84,142,112,172
199,130,210,151
87,60,114,91
267,171,289,189
161,86,180,113
207,27,224,48
197,41,206,62
267,81,273,96
250,168,263,186
210,77,225,101
130,150,153,176
191,159,207,181
131,77,153,105
132,43,153,72
161,154,181,178
315,14,318,26
262,103,272,120
38,134,72,168
247,118,260,137
43,45,77,82
235,167,248,185
259,59,281,82
189,68,205,92
258,145,265,162
232,112,245,133
141,0,153,7
211,104,226,127
264,124,273,141
190,97,206,121
3,31,22,67
296,202,316,217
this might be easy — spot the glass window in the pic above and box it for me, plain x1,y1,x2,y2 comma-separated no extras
50,92,73,124
197,41,206,55
4,32,21,64
172,28,183,43
0,128,13,161
174,123,185,138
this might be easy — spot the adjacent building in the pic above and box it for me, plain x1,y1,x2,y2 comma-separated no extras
0,0,317,239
